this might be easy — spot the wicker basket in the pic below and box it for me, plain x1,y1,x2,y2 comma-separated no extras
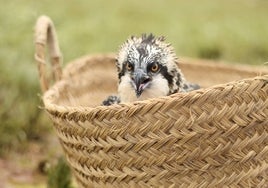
35,16,268,187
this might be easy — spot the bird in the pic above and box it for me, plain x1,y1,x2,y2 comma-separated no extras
102,34,199,106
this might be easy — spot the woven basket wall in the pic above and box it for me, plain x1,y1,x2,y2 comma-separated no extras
35,16,268,187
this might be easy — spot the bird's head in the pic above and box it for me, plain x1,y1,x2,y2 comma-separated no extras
116,34,183,102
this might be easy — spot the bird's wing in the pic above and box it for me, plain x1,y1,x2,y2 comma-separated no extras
102,95,121,106
181,81,200,92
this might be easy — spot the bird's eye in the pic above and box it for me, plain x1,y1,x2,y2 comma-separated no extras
126,62,133,71
150,62,159,73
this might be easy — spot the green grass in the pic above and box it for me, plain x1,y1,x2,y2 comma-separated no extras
0,0,268,156
47,157,73,188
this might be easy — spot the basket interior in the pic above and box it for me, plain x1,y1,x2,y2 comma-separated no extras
51,54,267,107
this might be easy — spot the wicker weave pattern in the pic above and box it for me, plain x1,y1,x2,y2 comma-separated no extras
46,74,268,187
35,16,268,187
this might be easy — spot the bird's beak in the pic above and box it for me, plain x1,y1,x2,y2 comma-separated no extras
133,69,151,97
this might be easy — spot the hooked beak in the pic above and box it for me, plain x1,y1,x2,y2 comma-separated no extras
132,69,151,97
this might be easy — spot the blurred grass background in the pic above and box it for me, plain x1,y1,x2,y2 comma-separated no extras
0,0,268,186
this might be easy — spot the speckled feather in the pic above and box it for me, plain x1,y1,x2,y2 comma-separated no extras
102,34,199,105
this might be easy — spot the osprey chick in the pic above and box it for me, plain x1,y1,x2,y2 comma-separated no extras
102,34,199,105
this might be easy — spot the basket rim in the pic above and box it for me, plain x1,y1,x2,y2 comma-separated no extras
43,61,268,122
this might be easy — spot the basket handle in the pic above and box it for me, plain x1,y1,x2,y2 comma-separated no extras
34,15,62,93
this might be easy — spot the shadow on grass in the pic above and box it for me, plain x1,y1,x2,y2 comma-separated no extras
198,44,222,60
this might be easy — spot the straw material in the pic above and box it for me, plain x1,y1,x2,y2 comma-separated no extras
35,15,268,187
